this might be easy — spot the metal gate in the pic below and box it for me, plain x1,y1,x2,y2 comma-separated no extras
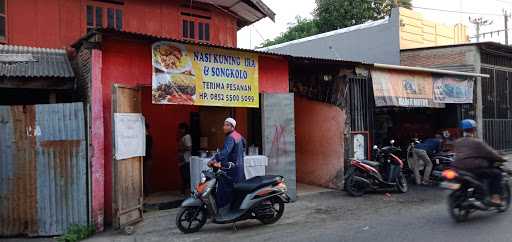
481,66,512,152
262,93,296,201
0,103,87,236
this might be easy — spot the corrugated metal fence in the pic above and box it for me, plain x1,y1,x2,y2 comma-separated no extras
0,102,87,236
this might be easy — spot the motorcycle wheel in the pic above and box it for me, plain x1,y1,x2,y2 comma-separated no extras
345,172,367,197
395,173,408,193
448,191,470,222
258,198,285,225
497,183,511,213
176,206,208,234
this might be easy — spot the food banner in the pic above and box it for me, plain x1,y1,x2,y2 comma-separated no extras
152,41,259,107
433,75,474,103
371,69,445,108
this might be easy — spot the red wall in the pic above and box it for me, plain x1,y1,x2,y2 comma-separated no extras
99,36,289,223
5,0,237,48
295,96,345,188
259,56,289,93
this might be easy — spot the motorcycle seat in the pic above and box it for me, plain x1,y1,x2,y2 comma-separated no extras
361,160,381,168
234,175,282,193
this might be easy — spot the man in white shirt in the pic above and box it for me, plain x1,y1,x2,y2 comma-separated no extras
178,123,192,194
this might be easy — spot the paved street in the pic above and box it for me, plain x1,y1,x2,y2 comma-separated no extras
76,185,512,242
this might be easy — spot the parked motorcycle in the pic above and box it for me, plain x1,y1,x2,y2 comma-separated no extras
176,166,290,233
345,140,408,196
405,139,455,184
440,165,511,222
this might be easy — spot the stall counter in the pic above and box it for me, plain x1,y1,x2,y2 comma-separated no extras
189,155,268,191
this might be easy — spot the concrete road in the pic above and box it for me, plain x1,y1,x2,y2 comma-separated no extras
79,185,512,242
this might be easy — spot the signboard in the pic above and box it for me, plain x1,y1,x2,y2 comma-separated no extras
433,75,474,103
114,113,146,160
151,41,259,107
371,69,444,108
352,132,369,160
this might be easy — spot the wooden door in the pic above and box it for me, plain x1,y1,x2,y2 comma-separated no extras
112,85,144,229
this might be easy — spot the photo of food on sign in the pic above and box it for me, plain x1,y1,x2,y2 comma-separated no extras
152,42,195,104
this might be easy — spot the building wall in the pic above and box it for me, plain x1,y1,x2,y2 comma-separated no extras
262,9,401,65
399,8,469,49
400,45,478,72
98,36,289,223
259,55,289,93
4,0,237,48
294,96,345,189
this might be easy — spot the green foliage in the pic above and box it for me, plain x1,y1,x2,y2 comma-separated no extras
57,224,96,242
260,0,412,47
260,16,320,47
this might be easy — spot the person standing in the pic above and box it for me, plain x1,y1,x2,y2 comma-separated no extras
144,123,153,197
412,135,442,185
178,122,192,195
208,118,246,215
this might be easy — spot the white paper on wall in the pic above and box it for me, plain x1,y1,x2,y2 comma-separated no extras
114,113,146,160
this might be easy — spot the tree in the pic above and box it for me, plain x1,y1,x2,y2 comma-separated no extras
260,0,412,47
260,16,320,47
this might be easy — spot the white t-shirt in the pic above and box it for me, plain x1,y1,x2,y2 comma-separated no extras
180,134,192,163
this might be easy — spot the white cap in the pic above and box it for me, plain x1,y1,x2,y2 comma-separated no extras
225,117,236,128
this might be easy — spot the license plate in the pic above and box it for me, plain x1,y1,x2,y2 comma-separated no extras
440,182,461,190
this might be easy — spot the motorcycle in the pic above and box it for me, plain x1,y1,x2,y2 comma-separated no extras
440,165,511,222
176,165,290,233
345,140,408,196
405,139,455,184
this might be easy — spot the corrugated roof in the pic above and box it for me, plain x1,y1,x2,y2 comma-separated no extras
73,28,370,66
194,0,275,26
0,45,74,78
259,18,390,51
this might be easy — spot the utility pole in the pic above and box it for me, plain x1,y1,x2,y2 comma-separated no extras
469,17,494,42
504,10,510,45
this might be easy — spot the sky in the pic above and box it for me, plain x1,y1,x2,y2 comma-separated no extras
237,0,512,49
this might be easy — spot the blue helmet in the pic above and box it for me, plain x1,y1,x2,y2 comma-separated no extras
460,119,477,130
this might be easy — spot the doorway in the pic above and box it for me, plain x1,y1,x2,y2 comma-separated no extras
140,87,262,210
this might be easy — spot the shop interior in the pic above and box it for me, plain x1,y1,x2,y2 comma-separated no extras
140,86,262,209
372,103,469,155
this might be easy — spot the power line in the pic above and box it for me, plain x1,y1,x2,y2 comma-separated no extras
413,6,503,16
495,0,512,4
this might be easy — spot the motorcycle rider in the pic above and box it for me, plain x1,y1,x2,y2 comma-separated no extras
452,119,507,206
208,118,246,216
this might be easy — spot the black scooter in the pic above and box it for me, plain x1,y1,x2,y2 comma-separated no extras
345,140,408,196
176,164,290,233
441,165,511,222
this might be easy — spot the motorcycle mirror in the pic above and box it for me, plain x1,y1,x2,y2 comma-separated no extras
390,140,395,145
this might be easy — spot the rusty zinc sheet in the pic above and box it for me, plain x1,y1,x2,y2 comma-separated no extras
0,103,87,236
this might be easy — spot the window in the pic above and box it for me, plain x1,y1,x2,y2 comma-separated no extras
86,2,123,33
0,0,6,42
181,14,211,42
95,7,103,27
115,9,123,30
107,8,115,28
198,22,210,41
182,20,195,40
